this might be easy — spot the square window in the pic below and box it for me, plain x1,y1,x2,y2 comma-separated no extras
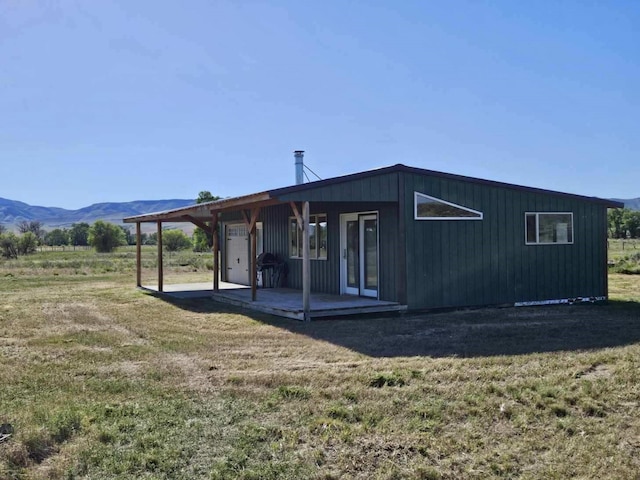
525,213,573,245
289,219,299,257
289,214,328,260
318,215,327,259
309,218,317,259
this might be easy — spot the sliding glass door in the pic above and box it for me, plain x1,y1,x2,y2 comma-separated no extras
340,213,378,298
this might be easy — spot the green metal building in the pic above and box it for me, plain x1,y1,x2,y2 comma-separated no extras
125,163,622,317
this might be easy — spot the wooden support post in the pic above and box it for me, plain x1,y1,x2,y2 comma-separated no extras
241,208,260,301
157,221,163,292
251,221,257,301
136,222,142,287
212,214,219,292
302,201,311,321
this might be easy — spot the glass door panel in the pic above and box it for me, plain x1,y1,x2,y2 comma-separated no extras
341,213,378,298
363,218,378,291
346,220,359,289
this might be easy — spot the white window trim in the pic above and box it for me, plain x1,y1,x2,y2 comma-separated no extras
289,214,328,260
414,192,483,220
525,212,574,245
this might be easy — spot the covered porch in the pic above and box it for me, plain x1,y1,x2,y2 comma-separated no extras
123,160,406,321
124,191,319,320
141,281,406,320
124,195,405,321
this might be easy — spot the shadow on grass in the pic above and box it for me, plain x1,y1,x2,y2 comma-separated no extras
156,293,640,358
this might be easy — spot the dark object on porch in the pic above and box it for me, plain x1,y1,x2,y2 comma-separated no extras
257,253,288,288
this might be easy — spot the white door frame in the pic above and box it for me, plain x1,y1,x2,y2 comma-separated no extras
225,222,249,285
339,211,379,298
225,222,263,285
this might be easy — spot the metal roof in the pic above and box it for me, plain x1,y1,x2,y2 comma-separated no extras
123,164,622,223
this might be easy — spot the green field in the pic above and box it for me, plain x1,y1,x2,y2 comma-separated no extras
1,249,640,479
608,239,640,274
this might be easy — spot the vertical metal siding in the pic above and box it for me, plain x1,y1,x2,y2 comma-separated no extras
403,171,609,309
241,169,607,310
277,174,398,203
260,202,399,301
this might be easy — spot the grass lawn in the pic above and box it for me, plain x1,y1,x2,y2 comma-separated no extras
609,239,640,274
1,250,639,479
608,239,640,262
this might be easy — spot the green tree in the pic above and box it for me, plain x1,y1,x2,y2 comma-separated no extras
69,223,90,246
119,225,136,245
608,208,625,239
0,224,6,235
45,228,70,246
88,221,126,253
0,233,18,259
144,232,157,246
622,209,640,238
17,232,38,255
17,220,45,243
193,191,220,252
163,230,192,252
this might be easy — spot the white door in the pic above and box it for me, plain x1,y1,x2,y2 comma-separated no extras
226,223,249,285
340,213,379,298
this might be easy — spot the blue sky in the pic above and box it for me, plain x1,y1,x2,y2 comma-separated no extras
1,0,638,209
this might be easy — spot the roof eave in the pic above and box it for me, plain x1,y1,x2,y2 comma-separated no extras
123,192,276,223
123,163,624,223
266,164,623,207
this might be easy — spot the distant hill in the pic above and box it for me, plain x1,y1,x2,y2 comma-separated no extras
611,198,640,210
1,195,637,233
0,197,194,230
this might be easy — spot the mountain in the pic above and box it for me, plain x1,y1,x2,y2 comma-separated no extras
0,198,194,229
611,198,640,210
1,195,638,232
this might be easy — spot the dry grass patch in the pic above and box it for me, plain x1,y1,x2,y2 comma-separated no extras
1,253,640,478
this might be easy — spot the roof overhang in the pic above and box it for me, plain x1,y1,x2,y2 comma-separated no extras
124,163,624,224
123,191,281,223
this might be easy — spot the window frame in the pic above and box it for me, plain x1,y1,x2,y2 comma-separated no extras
289,214,328,260
524,212,574,245
414,192,483,220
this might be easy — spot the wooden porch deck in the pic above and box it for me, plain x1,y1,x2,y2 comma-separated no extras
141,282,407,320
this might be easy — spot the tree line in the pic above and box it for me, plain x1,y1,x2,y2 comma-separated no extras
0,220,199,259
608,208,640,239
0,191,220,259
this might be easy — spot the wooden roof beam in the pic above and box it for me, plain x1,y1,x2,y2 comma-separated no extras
210,198,282,214
241,208,260,232
181,215,209,231
289,202,303,230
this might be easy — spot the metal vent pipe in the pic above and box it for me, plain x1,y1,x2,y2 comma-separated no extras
294,150,304,185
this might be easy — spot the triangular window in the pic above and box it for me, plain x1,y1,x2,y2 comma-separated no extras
414,192,483,220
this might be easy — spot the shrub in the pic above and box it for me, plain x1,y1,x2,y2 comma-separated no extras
88,221,126,253
17,232,38,255
163,230,192,252
0,232,19,259
610,252,640,274
368,371,407,388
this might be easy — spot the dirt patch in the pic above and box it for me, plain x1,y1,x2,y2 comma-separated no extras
42,302,111,326
160,353,218,392
97,360,147,378
577,364,613,381
40,302,148,345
